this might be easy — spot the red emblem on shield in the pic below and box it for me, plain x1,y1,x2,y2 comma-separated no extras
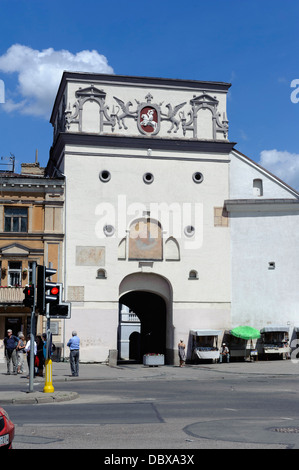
139,106,158,134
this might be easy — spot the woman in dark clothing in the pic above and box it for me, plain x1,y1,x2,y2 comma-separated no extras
36,335,45,377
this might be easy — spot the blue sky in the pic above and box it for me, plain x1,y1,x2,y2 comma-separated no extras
0,0,299,188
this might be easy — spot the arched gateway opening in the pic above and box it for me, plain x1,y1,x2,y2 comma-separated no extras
118,273,173,364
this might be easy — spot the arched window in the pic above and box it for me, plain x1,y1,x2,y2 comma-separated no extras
96,268,107,279
165,237,180,261
82,100,100,133
118,238,126,260
188,270,198,280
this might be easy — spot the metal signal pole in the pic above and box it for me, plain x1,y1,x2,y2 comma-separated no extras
44,262,54,393
28,261,36,393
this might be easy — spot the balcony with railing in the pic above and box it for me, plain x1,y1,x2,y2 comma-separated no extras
121,312,140,323
0,287,24,304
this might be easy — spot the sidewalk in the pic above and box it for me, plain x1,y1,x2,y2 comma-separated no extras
0,359,298,405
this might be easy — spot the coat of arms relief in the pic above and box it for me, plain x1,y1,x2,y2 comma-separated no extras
57,85,229,141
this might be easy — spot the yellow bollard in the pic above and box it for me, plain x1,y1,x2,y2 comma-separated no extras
43,358,54,393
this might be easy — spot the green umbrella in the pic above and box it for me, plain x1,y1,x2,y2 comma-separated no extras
231,326,261,340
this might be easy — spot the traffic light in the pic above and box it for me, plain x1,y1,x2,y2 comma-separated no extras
49,283,62,314
48,283,71,318
49,302,71,319
48,283,62,304
23,285,34,307
36,265,71,318
36,265,58,315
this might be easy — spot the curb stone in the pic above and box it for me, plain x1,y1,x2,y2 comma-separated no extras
0,391,79,405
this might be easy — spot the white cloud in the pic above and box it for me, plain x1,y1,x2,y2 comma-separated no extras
0,44,114,118
259,149,299,190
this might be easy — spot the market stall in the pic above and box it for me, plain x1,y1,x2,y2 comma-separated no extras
190,329,221,363
229,326,261,361
260,326,290,359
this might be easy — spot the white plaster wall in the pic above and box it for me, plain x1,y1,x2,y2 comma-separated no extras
229,151,299,333
62,145,231,361
64,304,118,362
230,210,299,330
64,149,231,304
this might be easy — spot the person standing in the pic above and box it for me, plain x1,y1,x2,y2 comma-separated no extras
67,330,80,377
36,335,45,377
42,333,47,361
25,336,37,377
178,339,186,367
16,332,26,374
3,329,19,375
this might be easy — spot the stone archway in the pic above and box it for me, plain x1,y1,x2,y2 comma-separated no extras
119,273,174,364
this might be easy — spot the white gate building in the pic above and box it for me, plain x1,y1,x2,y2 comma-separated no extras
46,72,299,363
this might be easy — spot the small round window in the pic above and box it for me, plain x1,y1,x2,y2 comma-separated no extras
184,225,195,237
99,170,111,182
103,225,115,237
143,172,154,184
192,172,204,184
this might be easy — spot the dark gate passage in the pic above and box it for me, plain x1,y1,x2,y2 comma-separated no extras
120,291,166,362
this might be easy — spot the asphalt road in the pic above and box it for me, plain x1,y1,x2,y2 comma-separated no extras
5,371,299,450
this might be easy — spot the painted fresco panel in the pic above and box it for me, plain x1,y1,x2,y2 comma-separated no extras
129,220,162,260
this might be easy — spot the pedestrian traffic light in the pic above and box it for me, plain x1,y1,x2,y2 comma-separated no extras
49,302,71,319
23,285,34,307
36,265,58,315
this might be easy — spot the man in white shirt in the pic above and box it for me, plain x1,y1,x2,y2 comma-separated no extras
25,337,37,377
219,343,230,363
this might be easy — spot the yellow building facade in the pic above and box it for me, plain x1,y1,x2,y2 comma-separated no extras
0,162,65,361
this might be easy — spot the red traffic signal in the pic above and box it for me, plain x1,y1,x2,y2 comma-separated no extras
48,284,61,304
50,286,59,296
23,285,34,307
49,284,70,318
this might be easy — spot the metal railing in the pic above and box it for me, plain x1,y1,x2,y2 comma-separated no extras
120,313,140,322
